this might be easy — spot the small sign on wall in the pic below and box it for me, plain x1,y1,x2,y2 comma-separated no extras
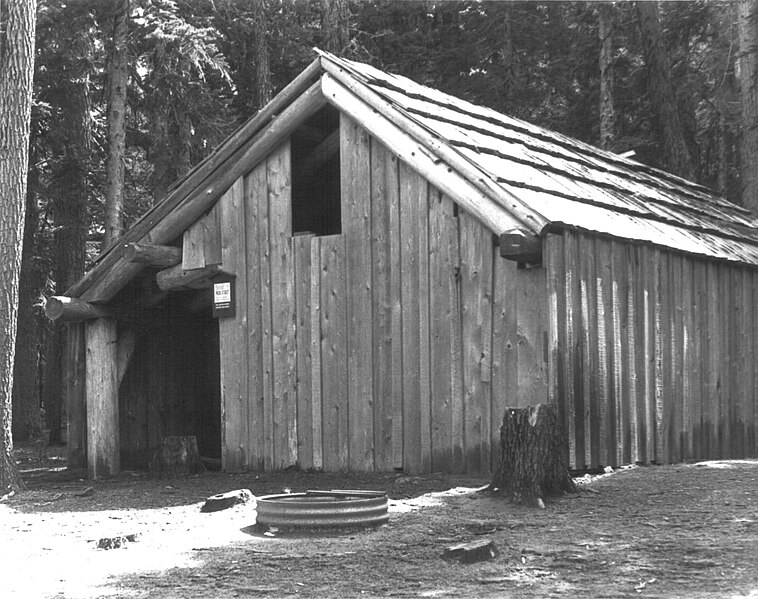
212,274,235,318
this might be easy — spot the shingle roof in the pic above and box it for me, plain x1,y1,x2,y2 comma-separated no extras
68,50,758,303
321,53,758,265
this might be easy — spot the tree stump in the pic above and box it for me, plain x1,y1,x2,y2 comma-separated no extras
489,403,576,507
149,435,205,477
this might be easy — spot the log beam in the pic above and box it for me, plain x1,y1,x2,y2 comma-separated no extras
499,229,543,264
122,242,182,267
156,263,222,291
85,318,120,478
45,296,112,322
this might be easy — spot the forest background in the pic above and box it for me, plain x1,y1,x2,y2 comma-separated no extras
7,0,758,469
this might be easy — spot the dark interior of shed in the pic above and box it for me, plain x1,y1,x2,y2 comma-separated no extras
291,104,341,236
115,273,221,470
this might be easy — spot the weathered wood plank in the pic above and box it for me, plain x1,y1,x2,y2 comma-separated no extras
669,254,683,464
752,271,758,456
691,259,706,461
681,257,694,460
458,208,494,473
267,142,297,469
418,181,433,475
641,246,656,463
595,238,612,467
544,233,567,465
491,251,517,471
203,203,222,266
649,249,663,463
516,265,548,410
390,156,404,471
310,238,323,470
370,140,398,471
341,115,374,471
320,234,348,471
244,164,266,470
429,189,458,472
399,162,423,474
609,242,625,466
563,231,579,469
742,269,754,457
632,245,648,463
718,265,730,459
625,244,640,464
449,208,464,473
659,253,674,464
218,179,248,472
182,217,206,270
85,318,119,478
66,323,87,470
294,234,315,469
578,235,593,468
243,166,265,469
705,261,720,459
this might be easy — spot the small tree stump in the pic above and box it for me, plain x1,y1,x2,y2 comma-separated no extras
150,435,205,477
489,403,576,506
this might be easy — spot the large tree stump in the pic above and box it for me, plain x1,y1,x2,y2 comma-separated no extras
149,435,205,477
490,403,576,507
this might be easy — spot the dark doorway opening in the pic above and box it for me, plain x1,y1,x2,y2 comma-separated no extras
118,285,221,470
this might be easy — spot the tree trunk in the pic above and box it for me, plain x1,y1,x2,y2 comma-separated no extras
252,0,272,107
320,0,350,56
597,2,616,151
738,0,758,211
103,0,129,249
490,404,576,507
46,20,92,446
636,1,696,180
0,0,37,495
12,160,43,442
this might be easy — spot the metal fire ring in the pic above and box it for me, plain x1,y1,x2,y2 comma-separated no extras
255,489,390,530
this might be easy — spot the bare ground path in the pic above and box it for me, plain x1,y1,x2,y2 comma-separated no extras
1,446,757,598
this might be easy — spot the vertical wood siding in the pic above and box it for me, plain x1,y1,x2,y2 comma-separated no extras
545,230,758,468
217,119,757,473
216,119,551,473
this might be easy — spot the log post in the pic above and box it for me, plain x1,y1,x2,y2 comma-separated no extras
85,318,120,478
66,323,87,470
490,403,576,507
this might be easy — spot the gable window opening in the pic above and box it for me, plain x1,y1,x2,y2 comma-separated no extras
291,105,341,236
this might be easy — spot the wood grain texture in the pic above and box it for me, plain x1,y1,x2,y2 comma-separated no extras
244,165,266,470
218,179,249,472
310,238,323,469
85,318,120,478
429,190,458,472
294,234,315,469
399,162,424,474
341,115,374,471
319,234,348,471
267,142,297,468
370,140,398,471
458,209,494,473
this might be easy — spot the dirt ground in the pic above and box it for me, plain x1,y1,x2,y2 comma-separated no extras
1,445,757,599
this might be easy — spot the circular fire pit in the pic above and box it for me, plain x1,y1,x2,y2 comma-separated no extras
255,490,389,530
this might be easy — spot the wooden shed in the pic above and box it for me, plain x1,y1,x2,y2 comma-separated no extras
52,51,758,478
